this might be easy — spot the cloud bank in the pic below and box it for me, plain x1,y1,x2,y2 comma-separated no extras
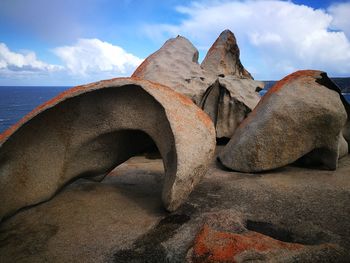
0,39,143,85
0,43,62,73
328,2,350,39
53,38,143,77
144,0,350,79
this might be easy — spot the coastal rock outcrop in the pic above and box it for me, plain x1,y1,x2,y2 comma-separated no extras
0,78,216,221
219,70,348,172
132,29,263,138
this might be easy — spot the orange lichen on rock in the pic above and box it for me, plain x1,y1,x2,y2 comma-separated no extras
234,70,322,133
267,70,320,95
191,225,304,263
131,54,155,79
196,109,215,131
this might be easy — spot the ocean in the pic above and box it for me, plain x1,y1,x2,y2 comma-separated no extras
0,85,350,134
0,86,70,133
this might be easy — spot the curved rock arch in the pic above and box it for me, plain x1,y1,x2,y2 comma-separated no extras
0,78,216,221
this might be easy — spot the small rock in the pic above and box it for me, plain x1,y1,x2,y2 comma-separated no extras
188,224,345,263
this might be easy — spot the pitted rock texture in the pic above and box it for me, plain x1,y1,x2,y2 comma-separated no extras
132,35,212,104
133,29,263,138
219,70,348,172
0,77,216,221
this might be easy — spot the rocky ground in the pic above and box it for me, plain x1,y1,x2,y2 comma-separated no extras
1,147,350,262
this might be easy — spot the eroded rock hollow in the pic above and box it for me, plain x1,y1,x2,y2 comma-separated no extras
0,78,216,221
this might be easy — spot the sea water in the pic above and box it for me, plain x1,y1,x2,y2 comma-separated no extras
0,86,69,133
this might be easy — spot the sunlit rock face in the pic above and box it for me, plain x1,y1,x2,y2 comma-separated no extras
219,70,348,172
0,77,216,221
132,35,212,104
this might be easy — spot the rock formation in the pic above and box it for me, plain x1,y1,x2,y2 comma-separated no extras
0,78,216,221
133,29,263,138
201,29,253,79
200,30,263,138
219,70,348,172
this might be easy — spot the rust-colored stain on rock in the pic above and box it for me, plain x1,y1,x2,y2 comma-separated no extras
196,110,214,131
236,70,321,130
131,55,154,79
191,225,304,263
267,70,320,95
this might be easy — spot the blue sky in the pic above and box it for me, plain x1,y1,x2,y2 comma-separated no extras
0,0,349,85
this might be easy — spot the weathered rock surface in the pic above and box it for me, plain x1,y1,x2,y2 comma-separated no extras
199,30,263,138
1,151,349,262
200,76,262,138
132,29,263,138
0,77,216,221
132,35,212,104
201,29,253,79
219,70,348,172
339,91,350,146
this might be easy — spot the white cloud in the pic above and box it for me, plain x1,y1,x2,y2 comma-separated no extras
328,2,350,39
0,43,62,72
53,38,143,77
0,39,143,85
144,0,350,79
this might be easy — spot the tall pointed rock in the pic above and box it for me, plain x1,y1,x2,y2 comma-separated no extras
200,30,262,138
201,29,253,79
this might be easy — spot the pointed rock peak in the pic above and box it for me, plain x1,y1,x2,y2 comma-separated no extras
156,35,199,63
132,35,200,79
201,29,253,79
170,35,200,63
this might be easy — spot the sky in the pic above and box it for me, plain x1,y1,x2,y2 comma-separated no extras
0,0,349,86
